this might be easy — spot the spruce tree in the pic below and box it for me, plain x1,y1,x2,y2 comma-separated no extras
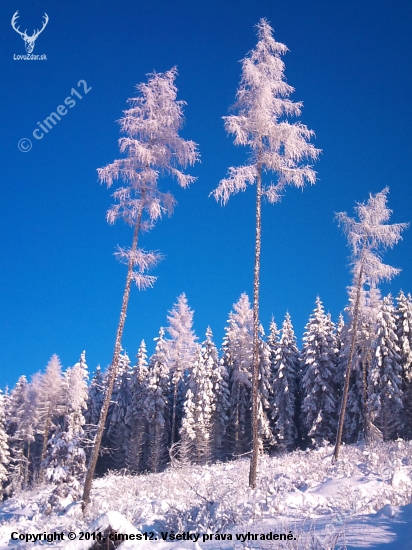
396,291,412,439
43,352,88,511
5,376,35,494
300,298,338,446
225,294,254,457
0,390,10,500
84,366,104,451
107,352,133,471
180,328,220,464
224,294,273,457
126,344,150,473
208,328,230,462
144,328,170,473
257,327,275,452
369,295,403,440
269,312,299,451
44,418,87,512
166,294,198,445
65,351,89,437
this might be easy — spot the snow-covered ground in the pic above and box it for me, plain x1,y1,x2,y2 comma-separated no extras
1,440,411,549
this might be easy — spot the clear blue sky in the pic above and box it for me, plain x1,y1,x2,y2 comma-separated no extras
1,0,411,389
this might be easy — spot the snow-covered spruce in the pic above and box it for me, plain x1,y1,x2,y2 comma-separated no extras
180,327,229,465
269,313,299,451
43,351,89,512
126,343,150,473
396,290,412,439
0,390,10,500
142,328,171,473
368,295,403,441
5,375,36,495
300,297,338,447
165,293,198,448
223,294,274,458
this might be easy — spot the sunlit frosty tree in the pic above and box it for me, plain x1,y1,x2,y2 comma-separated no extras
83,68,199,507
211,19,320,486
368,295,403,440
269,312,299,450
396,291,412,439
0,391,10,501
166,293,198,446
300,298,338,446
333,188,408,460
144,328,170,473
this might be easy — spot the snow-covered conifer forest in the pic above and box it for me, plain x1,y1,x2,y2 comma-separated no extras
2,17,412,550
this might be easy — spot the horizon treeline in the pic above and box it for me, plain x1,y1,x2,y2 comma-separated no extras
0,287,411,512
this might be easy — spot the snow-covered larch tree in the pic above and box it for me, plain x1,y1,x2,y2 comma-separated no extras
333,188,408,460
35,355,66,480
165,293,198,446
211,19,320,487
83,68,199,507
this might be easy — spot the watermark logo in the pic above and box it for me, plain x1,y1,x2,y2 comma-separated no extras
18,138,32,153
12,11,48,60
18,80,92,152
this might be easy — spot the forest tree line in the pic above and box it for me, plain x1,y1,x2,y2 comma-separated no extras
0,287,411,511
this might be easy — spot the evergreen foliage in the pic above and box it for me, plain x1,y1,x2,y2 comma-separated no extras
144,328,170,473
396,291,412,439
166,294,198,445
0,391,10,500
369,296,403,440
300,298,338,446
269,313,299,451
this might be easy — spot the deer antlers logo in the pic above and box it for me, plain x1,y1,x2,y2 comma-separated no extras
11,11,49,54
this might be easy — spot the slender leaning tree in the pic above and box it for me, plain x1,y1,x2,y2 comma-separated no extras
333,188,408,460
211,19,319,488
82,68,199,508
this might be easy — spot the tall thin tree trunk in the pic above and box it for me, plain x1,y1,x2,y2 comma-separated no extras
363,350,370,440
249,162,262,489
82,209,143,509
333,264,364,461
171,377,179,446
39,406,51,480
24,441,30,489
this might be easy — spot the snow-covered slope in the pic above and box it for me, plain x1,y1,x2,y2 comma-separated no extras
1,440,411,549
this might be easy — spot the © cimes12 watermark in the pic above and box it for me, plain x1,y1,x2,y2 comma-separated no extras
18,80,92,152
11,11,48,60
